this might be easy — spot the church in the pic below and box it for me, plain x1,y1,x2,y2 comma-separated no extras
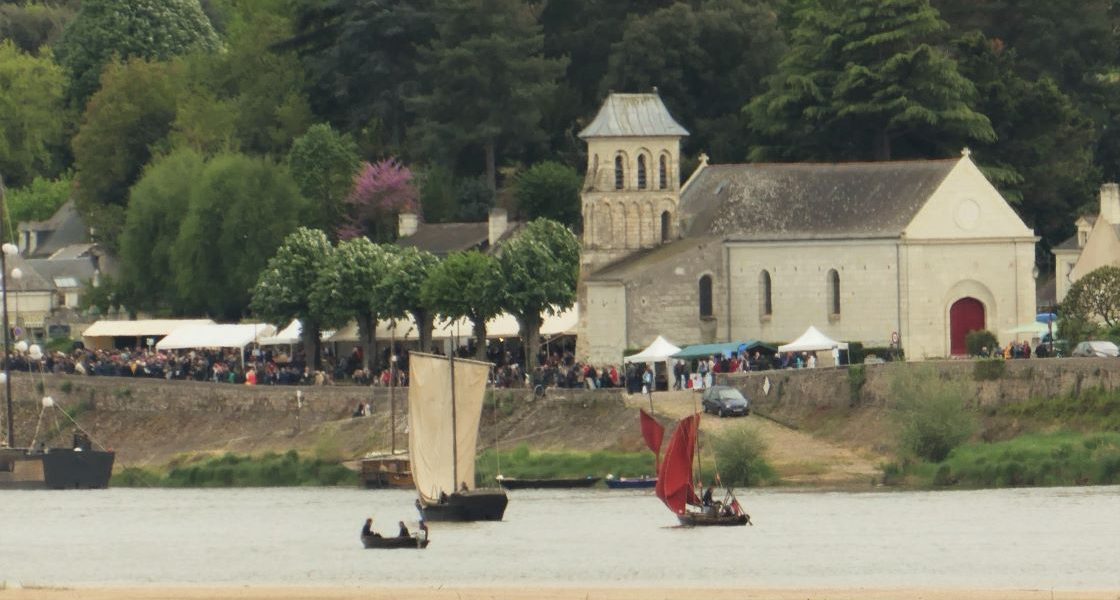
574,93,1039,363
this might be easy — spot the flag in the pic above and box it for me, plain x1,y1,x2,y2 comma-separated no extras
639,409,664,458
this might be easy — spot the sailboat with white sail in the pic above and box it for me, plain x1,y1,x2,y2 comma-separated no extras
408,351,507,521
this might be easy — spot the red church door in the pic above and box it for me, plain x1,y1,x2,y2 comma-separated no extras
949,297,985,356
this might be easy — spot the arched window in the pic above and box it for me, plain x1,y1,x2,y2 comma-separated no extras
660,210,671,243
637,155,648,189
760,270,772,317
659,155,668,189
699,275,713,318
614,155,624,190
828,269,840,316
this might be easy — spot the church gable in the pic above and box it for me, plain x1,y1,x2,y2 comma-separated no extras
678,160,957,241
1070,218,1120,281
903,155,1035,240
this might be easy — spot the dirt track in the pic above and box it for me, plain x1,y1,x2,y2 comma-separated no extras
624,390,881,486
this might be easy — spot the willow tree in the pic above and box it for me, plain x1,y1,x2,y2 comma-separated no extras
746,0,995,161
498,219,579,374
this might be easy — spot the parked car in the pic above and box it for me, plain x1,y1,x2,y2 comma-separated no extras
701,385,750,417
1071,341,1120,358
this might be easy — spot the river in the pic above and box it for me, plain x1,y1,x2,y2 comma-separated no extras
1,486,1118,589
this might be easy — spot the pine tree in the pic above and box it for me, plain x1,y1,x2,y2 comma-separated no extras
746,0,995,161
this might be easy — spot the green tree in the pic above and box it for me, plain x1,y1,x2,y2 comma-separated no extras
601,0,785,160
0,2,79,55
498,219,579,374
309,237,392,372
421,251,505,361
889,365,977,462
0,41,67,188
55,0,219,108
118,149,205,314
289,0,436,153
4,175,72,243
746,0,994,162
171,153,309,319
287,124,361,235
514,161,581,228
1061,266,1120,329
410,0,567,191
377,246,441,354
250,227,334,370
71,58,182,249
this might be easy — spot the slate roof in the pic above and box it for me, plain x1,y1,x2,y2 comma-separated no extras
395,221,524,256
17,201,91,258
3,258,53,292
679,159,960,240
23,258,96,288
1051,235,1081,252
578,93,689,139
588,237,719,281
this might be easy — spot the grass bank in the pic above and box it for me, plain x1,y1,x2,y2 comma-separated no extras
113,450,357,487
475,445,655,483
886,431,1120,488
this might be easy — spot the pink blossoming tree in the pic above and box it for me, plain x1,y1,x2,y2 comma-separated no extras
340,158,420,241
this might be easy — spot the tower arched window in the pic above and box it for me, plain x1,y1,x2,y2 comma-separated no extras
760,270,772,317
637,155,648,189
828,269,840,316
659,155,668,189
660,210,671,243
699,275,713,318
614,155,624,190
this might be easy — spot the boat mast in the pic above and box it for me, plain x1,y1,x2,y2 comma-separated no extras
448,350,458,491
389,323,396,454
0,176,12,448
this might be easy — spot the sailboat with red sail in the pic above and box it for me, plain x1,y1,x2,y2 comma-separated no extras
654,412,749,527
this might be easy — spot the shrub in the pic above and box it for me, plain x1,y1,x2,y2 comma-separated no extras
889,366,977,462
845,341,865,364
965,329,999,357
973,358,1005,381
847,365,866,405
709,424,775,487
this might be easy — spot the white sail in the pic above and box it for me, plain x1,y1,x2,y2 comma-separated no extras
407,352,491,504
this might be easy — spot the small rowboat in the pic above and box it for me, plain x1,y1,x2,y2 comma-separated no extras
497,476,601,490
677,511,750,527
604,476,657,489
361,535,429,549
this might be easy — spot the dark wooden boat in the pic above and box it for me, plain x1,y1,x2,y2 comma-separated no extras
497,476,600,490
0,435,115,489
677,511,750,527
361,534,429,549
604,476,657,489
417,489,508,521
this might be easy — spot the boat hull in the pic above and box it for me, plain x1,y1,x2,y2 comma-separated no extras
605,477,657,489
498,477,600,490
677,511,749,527
361,535,429,549
360,456,414,489
420,490,508,522
0,448,115,490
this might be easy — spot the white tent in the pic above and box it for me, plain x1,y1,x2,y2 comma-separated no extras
325,305,579,343
777,326,849,353
624,335,682,364
156,323,276,351
81,318,215,350
1003,321,1049,336
258,319,335,346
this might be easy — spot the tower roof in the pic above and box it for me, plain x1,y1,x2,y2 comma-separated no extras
579,93,689,139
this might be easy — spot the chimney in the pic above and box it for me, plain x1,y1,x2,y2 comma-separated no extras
398,212,419,238
1100,183,1120,225
488,208,508,246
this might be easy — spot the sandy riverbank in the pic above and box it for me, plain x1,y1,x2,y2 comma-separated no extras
2,587,1117,600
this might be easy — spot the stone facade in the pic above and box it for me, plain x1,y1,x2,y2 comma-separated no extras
577,93,1038,364
1053,183,1120,303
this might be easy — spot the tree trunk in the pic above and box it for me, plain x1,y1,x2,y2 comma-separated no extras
518,312,543,376
301,319,322,371
472,318,488,362
358,313,376,374
412,309,434,354
484,140,497,192
873,129,891,161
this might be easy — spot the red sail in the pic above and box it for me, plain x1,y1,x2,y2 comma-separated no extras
639,409,664,457
655,413,700,515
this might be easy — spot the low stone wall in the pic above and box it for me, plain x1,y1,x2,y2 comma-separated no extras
719,357,1120,426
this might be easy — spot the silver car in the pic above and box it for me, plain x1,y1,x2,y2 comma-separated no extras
701,386,750,417
1071,341,1120,358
